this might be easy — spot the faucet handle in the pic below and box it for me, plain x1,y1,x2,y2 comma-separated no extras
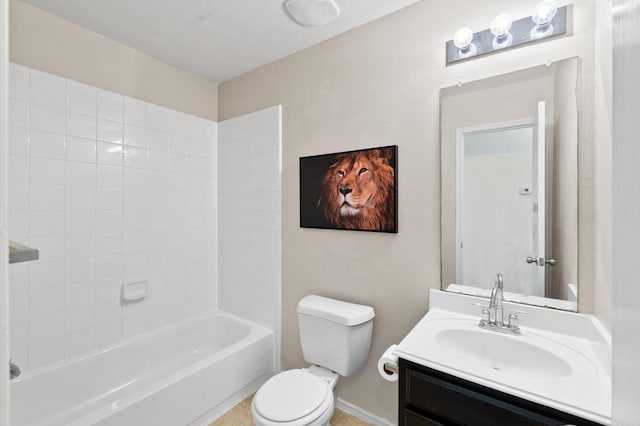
473,303,491,324
507,310,528,329
481,308,491,323
508,313,519,329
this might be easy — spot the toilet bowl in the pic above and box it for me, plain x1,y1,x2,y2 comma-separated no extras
251,295,375,426
251,367,338,426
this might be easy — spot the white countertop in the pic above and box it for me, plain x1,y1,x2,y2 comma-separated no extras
395,290,611,425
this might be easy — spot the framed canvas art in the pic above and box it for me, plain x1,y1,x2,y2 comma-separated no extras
300,145,397,233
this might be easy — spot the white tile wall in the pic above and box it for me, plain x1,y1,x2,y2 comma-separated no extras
217,106,282,369
7,64,218,371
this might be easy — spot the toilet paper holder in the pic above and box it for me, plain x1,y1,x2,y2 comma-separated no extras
378,344,400,381
383,363,398,375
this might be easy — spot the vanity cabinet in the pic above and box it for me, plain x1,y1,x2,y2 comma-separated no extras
398,358,603,426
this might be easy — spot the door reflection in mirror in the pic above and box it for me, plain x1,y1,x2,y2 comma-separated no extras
458,123,539,296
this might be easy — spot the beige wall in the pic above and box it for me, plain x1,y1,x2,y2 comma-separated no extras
9,0,218,120
219,0,607,422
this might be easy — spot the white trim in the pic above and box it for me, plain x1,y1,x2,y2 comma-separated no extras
454,127,464,282
335,398,395,426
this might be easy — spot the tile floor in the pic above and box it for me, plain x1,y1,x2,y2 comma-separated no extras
210,394,371,425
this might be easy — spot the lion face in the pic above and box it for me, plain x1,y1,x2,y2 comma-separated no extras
317,148,395,232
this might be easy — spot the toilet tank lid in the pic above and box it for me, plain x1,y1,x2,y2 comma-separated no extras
297,295,375,326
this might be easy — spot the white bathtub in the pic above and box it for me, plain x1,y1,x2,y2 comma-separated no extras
11,311,274,426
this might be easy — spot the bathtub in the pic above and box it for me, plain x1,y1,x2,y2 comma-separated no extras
11,311,274,426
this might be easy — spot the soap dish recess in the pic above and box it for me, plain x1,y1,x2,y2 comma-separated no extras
122,280,149,301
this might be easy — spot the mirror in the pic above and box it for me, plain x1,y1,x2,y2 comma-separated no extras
440,57,579,311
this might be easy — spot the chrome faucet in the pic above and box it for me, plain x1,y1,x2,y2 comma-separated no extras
489,273,504,325
9,359,21,380
478,273,522,335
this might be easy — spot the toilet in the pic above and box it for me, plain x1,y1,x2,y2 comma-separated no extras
252,295,375,426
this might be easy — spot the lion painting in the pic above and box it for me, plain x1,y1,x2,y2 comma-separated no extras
317,147,396,232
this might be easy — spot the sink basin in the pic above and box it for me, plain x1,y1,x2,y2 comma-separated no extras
395,314,598,386
435,328,572,378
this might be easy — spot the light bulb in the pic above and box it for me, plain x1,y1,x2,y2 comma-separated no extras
533,0,558,26
490,13,513,38
453,27,477,58
531,0,558,37
491,13,513,49
453,27,474,50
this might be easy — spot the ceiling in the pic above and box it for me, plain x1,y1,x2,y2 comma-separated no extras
21,0,419,83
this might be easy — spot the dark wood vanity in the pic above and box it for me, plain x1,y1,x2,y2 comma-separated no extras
398,358,604,426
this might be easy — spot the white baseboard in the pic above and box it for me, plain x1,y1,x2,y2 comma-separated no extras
335,398,395,426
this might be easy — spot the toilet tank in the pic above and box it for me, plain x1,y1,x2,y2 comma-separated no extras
296,295,375,377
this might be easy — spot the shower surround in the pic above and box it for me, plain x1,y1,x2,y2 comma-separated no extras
7,63,218,371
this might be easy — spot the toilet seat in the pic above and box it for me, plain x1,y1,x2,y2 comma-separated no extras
253,370,334,425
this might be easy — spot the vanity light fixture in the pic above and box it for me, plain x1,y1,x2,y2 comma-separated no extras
445,2,568,66
283,0,341,27
490,13,513,49
453,27,476,58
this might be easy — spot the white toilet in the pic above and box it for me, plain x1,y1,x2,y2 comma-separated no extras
252,295,375,426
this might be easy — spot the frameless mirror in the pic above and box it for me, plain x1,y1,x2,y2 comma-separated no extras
440,57,579,311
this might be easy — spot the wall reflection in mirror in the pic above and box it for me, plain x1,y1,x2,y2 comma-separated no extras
440,57,579,311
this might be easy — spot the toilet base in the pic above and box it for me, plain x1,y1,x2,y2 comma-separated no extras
252,393,334,426
251,366,339,426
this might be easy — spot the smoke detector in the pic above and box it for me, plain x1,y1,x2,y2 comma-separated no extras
283,0,341,27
